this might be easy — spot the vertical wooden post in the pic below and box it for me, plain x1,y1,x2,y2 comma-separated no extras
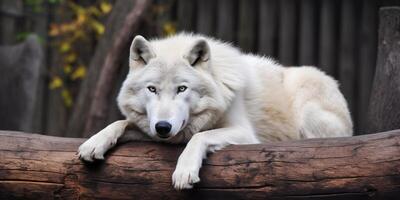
0,35,42,132
238,0,257,52
357,0,378,134
216,0,236,42
338,0,358,129
278,0,297,65
31,1,50,134
0,0,23,44
196,0,215,35
258,0,278,57
177,0,196,31
318,0,338,76
367,7,400,133
298,0,317,65
46,2,69,136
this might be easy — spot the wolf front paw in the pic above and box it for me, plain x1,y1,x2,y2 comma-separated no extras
172,167,200,190
77,135,117,162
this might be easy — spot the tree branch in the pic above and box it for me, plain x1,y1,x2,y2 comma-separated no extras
83,0,152,137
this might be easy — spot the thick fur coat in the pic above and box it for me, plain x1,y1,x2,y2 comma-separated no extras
78,33,353,189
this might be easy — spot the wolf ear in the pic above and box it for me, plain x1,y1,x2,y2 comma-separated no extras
185,39,210,66
130,35,155,65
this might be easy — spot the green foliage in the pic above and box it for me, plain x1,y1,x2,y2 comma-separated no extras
48,0,112,108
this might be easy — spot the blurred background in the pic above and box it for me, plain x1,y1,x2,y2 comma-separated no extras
0,0,398,138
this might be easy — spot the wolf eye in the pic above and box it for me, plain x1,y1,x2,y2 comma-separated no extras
147,86,157,93
177,86,187,93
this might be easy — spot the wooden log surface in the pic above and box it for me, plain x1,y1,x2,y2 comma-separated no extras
0,130,400,200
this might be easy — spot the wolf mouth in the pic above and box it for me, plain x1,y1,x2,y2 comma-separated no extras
180,120,186,130
158,134,170,139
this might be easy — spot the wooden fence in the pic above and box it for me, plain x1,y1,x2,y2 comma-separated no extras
172,0,386,134
1,0,400,136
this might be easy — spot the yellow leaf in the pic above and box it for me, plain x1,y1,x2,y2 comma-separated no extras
63,65,72,74
49,24,60,36
61,89,73,108
71,65,86,80
68,1,85,15
163,22,176,36
49,76,63,89
59,42,71,53
91,20,105,35
100,2,112,14
88,6,101,16
77,13,87,24
65,53,77,63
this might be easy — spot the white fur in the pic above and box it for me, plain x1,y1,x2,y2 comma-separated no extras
78,33,353,190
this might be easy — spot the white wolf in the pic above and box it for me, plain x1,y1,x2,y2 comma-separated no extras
78,33,352,189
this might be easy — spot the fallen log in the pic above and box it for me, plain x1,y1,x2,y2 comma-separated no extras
0,131,400,199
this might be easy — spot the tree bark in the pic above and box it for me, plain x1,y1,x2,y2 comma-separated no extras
66,0,148,138
367,7,400,133
83,0,152,137
0,130,399,200
0,35,42,132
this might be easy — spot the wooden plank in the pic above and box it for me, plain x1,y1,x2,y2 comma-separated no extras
31,2,49,134
176,0,196,31
45,3,69,136
367,7,400,133
357,0,378,134
196,0,215,35
338,0,358,129
216,0,236,42
298,0,317,65
278,0,297,65
318,0,338,76
258,0,278,57
238,0,257,52
380,0,400,6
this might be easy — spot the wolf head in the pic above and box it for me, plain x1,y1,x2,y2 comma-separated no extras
117,34,235,143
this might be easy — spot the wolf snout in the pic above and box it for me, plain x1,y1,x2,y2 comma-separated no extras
155,121,172,138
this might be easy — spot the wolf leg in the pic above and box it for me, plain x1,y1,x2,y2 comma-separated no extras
78,120,130,162
299,102,351,138
172,126,258,189
172,93,259,189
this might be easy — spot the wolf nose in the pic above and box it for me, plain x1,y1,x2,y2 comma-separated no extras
155,121,172,138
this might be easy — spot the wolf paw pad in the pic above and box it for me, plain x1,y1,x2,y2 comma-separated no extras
172,168,200,190
77,136,115,162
